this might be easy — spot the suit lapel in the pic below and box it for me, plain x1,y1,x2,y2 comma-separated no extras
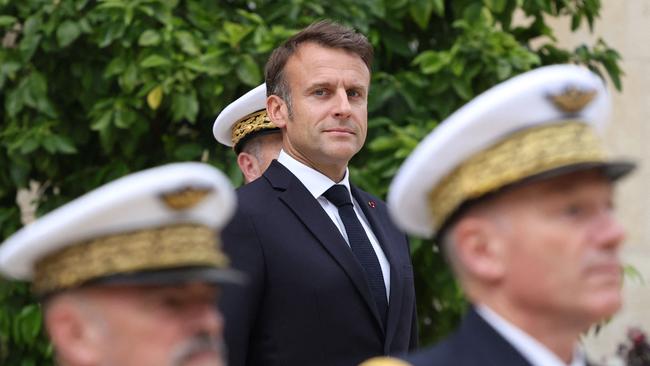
461,307,533,366
351,186,403,350
264,162,385,333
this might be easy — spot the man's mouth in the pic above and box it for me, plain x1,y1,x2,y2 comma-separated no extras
324,128,355,135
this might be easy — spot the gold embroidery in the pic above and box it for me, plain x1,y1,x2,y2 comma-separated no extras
428,121,606,228
231,110,277,148
33,225,227,294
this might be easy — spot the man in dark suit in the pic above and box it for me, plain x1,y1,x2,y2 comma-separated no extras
363,65,636,366
220,20,417,366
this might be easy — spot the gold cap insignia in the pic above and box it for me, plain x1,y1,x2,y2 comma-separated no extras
160,186,213,211
548,85,597,114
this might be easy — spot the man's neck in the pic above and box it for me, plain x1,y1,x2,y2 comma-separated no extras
282,148,347,182
481,299,586,364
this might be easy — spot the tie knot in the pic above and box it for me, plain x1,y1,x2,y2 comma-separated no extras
323,184,352,207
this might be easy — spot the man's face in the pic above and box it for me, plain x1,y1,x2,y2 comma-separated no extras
238,132,283,184
83,283,224,366
274,42,370,173
488,170,625,326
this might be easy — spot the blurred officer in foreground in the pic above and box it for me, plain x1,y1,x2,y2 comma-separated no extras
213,83,282,183
0,162,241,366
363,64,636,366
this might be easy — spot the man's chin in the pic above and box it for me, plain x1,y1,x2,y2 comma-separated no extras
323,143,362,161
584,291,622,321
181,350,223,366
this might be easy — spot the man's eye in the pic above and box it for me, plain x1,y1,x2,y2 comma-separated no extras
161,296,185,310
563,204,584,217
314,89,328,96
347,90,360,97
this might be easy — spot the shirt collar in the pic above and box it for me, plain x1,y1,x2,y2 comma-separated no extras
476,304,586,366
277,150,351,199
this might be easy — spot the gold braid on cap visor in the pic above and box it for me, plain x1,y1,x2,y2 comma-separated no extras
33,224,228,294
428,121,607,230
231,110,277,148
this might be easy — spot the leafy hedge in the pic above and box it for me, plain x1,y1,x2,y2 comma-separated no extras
0,0,621,364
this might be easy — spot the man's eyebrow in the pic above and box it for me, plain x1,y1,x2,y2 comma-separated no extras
306,82,334,90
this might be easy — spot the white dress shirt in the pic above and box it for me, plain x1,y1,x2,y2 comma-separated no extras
277,150,391,300
476,305,586,366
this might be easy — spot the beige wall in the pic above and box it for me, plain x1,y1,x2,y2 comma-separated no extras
546,1,650,363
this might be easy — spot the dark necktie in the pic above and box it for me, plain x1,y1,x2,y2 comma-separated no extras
323,184,388,323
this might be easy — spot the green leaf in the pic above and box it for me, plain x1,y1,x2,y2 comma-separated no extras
119,63,138,92
451,77,473,100
623,264,645,285
0,15,17,27
56,20,81,47
175,31,200,55
91,110,113,131
485,0,507,13
114,106,137,128
368,136,399,151
20,139,39,155
104,56,127,77
409,0,434,30
236,55,261,87
19,34,42,62
173,143,203,160
222,21,253,48
171,93,199,122
413,50,450,74
5,88,24,117
42,135,58,153
138,30,161,46
50,135,77,154
140,54,171,68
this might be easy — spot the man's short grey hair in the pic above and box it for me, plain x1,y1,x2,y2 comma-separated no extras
239,136,265,165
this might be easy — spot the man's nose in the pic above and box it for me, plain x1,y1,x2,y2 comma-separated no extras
594,211,626,250
333,89,352,119
190,304,224,337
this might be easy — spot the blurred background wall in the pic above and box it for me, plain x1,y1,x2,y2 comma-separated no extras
548,1,650,363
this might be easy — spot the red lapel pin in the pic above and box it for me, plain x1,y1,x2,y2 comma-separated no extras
368,201,376,208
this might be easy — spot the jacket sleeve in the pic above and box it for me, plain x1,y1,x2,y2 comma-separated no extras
219,209,266,366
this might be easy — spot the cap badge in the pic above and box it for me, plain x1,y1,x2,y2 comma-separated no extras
548,85,597,114
160,186,213,210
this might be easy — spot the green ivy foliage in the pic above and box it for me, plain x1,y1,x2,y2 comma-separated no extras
0,0,621,363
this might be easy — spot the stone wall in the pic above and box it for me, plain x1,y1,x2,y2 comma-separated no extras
546,1,650,363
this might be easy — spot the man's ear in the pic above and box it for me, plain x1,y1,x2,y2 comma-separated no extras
237,152,261,184
266,95,288,128
453,216,506,283
44,295,103,365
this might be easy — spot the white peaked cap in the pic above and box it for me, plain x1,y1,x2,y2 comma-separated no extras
0,162,239,293
213,83,269,147
388,64,634,238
